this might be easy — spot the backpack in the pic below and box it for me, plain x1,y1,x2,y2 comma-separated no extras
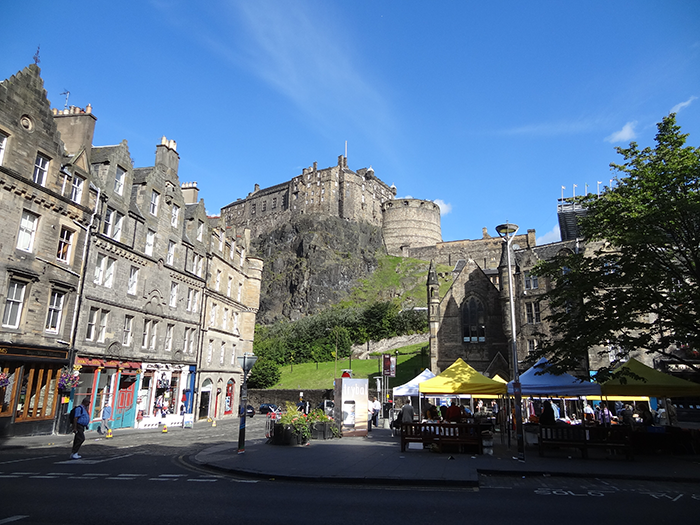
68,406,77,425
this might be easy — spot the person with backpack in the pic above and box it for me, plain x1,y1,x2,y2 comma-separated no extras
70,397,91,459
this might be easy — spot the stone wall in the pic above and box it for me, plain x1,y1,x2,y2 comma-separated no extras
382,198,442,256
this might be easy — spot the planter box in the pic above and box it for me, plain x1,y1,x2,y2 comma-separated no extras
311,422,334,440
271,423,309,446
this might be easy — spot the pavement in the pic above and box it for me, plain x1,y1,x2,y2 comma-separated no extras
3,419,700,487
190,421,700,487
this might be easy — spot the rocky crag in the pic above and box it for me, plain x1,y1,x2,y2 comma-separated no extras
250,215,385,324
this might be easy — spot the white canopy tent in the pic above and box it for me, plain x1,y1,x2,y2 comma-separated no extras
393,368,436,397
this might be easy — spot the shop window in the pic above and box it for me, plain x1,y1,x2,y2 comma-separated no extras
14,363,61,421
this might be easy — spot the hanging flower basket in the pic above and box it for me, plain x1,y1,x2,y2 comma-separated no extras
58,370,80,391
0,372,9,389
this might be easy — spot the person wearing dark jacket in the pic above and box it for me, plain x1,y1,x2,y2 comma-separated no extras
539,400,556,426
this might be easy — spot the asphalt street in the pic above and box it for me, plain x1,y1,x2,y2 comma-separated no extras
0,417,698,524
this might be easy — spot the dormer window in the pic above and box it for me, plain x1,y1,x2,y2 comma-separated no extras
150,190,160,216
114,167,126,195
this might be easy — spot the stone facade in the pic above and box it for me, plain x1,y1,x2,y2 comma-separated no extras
222,157,398,239
382,198,442,255
428,235,658,381
0,65,263,436
0,65,96,436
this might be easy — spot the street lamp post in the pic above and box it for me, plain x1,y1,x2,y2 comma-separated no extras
496,222,525,462
237,353,258,454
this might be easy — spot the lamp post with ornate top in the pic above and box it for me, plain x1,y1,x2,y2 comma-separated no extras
496,222,525,462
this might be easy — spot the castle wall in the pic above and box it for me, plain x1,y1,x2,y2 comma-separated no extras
221,156,396,239
408,230,536,270
382,199,442,256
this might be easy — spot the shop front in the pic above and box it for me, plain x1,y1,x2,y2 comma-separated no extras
0,345,69,437
136,363,189,429
72,357,142,431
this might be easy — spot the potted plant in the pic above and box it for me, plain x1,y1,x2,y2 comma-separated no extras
273,402,312,445
307,408,340,439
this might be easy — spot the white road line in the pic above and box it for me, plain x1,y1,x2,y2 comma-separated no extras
158,474,187,477
29,476,58,479
149,477,177,481
106,477,135,480
0,475,20,478
0,455,56,465
117,473,146,477
0,516,29,524
10,472,39,475
187,478,218,482
46,473,73,476
54,453,135,465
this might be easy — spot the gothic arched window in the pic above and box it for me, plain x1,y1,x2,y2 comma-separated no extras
462,296,485,343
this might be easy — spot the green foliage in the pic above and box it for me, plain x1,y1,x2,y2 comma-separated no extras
534,115,700,376
273,351,426,390
246,358,281,389
253,300,428,367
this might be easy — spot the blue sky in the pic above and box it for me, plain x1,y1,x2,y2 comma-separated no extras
2,1,699,244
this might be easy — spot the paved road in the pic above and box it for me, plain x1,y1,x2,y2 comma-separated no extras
1,418,698,523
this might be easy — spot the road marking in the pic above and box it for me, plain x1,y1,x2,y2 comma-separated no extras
0,455,56,465
29,476,58,479
187,478,218,482
149,477,178,481
0,516,29,524
46,473,73,476
158,474,187,477
0,475,20,478
118,473,146,477
106,477,136,480
10,472,39,475
54,453,134,465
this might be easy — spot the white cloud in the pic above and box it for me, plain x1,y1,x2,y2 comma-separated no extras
605,122,637,144
501,117,603,137
433,199,452,216
536,224,561,245
670,96,698,114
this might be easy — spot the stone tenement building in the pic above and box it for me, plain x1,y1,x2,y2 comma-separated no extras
0,64,262,437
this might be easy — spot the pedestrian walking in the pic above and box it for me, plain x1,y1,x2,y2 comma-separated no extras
98,401,112,435
71,397,91,459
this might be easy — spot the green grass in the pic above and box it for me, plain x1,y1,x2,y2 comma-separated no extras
275,352,431,390
339,255,454,308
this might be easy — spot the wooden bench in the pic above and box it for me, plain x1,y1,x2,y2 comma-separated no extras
539,425,587,457
400,422,483,454
539,425,633,460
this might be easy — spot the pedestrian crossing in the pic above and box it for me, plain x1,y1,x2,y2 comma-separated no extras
0,470,257,483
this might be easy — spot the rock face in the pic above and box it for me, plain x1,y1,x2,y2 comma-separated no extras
251,215,385,324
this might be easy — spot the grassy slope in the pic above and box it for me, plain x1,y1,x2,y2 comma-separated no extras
340,255,454,308
275,351,431,390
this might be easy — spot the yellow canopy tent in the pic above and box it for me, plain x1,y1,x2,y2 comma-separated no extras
492,375,508,384
601,358,700,398
419,358,507,395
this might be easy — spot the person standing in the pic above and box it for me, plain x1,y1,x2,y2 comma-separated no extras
71,398,91,459
371,396,381,428
400,399,415,424
98,401,112,435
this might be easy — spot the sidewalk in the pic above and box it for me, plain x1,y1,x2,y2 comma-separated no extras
191,425,700,487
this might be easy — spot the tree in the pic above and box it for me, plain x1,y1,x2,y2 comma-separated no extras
534,115,700,377
247,359,281,389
